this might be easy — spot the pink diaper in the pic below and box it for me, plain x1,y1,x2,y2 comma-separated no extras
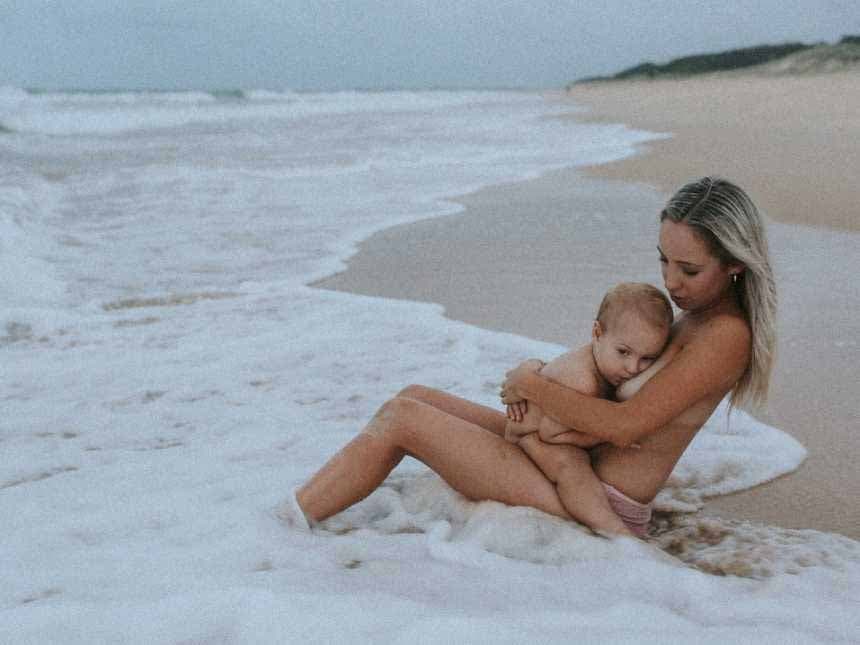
600,482,652,538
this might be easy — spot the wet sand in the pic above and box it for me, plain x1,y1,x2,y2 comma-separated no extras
316,73,860,539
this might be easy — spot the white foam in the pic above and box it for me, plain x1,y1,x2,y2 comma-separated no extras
4,283,857,643
0,169,74,341
655,401,808,512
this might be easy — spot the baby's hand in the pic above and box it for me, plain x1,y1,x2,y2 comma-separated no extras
506,402,528,422
504,419,533,444
501,359,545,405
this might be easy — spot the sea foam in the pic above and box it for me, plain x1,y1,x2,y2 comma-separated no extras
0,168,76,342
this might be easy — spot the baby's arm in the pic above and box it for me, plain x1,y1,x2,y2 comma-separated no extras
538,417,603,447
517,432,590,481
529,346,606,444
504,402,544,443
506,347,605,445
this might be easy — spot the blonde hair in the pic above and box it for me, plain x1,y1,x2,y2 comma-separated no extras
660,177,777,409
596,282,673,333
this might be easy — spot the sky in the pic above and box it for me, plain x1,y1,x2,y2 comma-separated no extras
1,0,858,91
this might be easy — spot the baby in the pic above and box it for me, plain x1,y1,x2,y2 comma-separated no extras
504,282,672,537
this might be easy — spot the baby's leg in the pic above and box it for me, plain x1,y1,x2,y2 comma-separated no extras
518,435,633,537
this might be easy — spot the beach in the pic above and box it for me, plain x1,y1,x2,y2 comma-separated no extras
3,86,858,642
317,72,860,540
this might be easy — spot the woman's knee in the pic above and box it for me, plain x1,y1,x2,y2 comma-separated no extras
396,384,436,402
365,396,421,443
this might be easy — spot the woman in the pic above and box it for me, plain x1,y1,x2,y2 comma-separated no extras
286,177,777,534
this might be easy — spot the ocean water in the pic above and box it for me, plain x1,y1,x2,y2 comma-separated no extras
1,87,857,643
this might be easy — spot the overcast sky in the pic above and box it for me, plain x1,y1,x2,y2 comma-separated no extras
1,1,858,90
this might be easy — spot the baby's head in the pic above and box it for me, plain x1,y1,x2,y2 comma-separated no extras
591,282,673,387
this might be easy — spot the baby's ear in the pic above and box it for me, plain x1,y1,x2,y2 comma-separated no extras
592,320,603,341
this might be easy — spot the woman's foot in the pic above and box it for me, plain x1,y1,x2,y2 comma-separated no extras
276,489,313,531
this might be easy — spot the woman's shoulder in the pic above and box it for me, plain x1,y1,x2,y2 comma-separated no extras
672,309,752,382
675,308,751,348
702,310,752,351
615,309,751,422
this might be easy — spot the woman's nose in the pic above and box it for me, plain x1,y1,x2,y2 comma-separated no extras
663,266,681,291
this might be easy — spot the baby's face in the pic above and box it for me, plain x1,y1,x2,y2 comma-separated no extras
592,311,669,388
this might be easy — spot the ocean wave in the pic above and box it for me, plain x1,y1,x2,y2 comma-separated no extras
27,89,218,105
0,86,29,131
0,87,522,136
0,85,31,102
2,85,302,104
0,170,68,318
240,89,299,101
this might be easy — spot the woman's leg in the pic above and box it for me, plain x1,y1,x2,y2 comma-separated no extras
395,384,508,437
397,387,630,534
296,392,571,523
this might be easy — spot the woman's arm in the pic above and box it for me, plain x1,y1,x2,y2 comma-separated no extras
504,315,751,448
500,359,545,406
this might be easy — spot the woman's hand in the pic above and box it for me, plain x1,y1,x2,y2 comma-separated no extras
501,359,545,406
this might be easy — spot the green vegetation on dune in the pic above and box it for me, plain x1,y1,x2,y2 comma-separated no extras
574,35,860,85
616,43,812,79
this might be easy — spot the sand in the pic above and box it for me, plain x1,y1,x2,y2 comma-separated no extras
315,73,860,540
571,72,860,233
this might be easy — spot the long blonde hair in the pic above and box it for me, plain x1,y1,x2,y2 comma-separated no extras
660,177,777,409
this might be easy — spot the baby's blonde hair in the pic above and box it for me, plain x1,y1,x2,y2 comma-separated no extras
596,282,673,333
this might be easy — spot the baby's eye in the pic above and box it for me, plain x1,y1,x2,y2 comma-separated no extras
659,256,668,263
617,348,629,356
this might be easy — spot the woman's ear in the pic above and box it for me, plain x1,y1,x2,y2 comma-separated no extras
727,261,746,277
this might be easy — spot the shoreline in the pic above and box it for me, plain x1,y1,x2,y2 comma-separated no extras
315,75,859,539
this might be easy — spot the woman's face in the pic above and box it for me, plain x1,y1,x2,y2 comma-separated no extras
658,219,739,313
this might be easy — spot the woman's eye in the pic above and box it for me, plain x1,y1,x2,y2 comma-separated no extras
682,270,699,277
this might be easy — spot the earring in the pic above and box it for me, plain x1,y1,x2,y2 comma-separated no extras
732,273,739,284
